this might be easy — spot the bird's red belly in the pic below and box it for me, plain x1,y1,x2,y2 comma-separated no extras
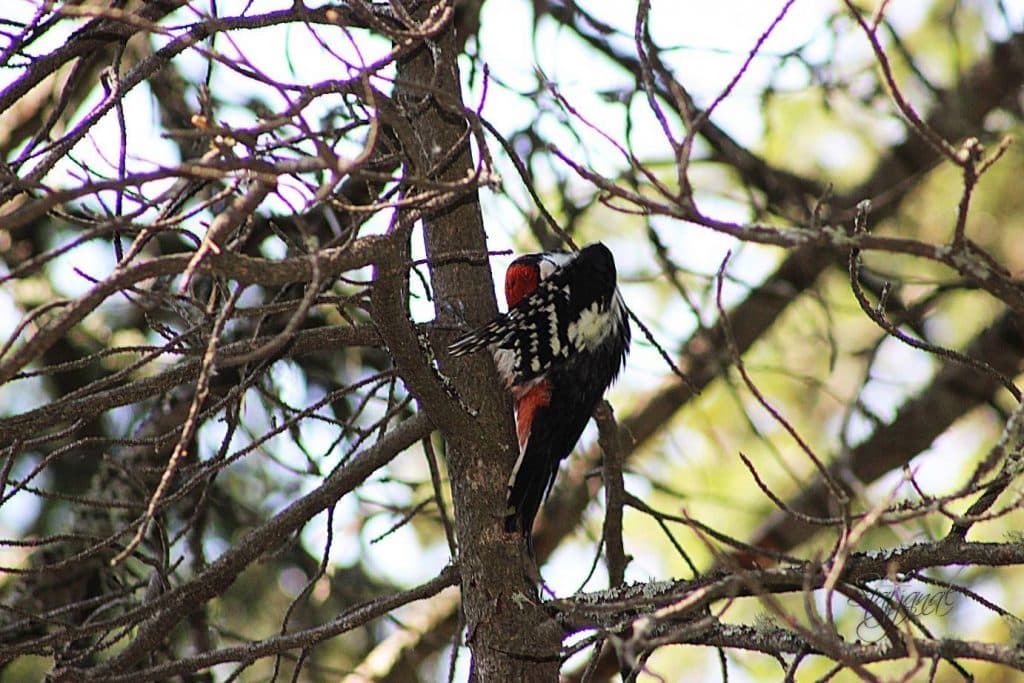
514,381,551,449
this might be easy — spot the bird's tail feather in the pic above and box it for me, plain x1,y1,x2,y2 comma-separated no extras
504,444,559,555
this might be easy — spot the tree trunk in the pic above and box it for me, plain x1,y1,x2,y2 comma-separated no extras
392,2,562,680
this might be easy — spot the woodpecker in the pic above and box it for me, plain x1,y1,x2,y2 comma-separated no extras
449,242,630,542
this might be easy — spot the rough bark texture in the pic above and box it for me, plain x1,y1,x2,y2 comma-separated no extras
390,2,561,679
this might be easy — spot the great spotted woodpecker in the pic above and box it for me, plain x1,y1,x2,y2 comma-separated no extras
449,242,630,542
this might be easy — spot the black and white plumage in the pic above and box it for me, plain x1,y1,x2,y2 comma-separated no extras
449,242,631,542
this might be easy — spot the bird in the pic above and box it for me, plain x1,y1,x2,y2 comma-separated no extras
449,242,630,546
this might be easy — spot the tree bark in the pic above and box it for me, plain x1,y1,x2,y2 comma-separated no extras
389,2,562,680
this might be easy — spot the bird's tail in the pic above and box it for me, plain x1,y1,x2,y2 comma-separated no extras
504,442,560,556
